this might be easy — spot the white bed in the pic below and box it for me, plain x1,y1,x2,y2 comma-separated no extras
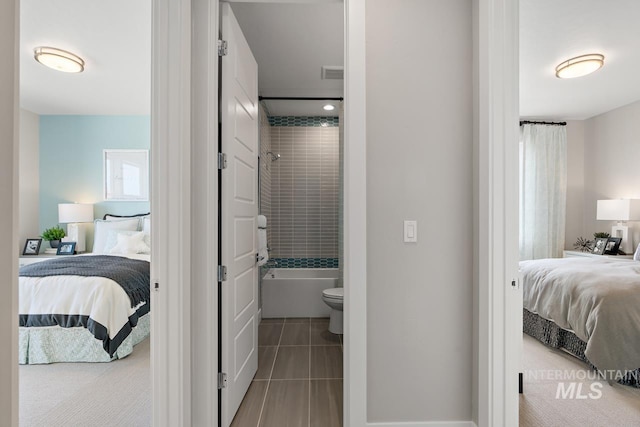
521,256,640,372
19,215,151,364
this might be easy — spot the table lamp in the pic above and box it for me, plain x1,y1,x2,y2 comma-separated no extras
58,203,94,253
596,199,640,254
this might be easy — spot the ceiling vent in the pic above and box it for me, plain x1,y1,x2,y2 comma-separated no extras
321,66,344,80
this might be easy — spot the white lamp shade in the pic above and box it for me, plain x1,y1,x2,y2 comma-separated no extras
58,203,94,223
596,199,640,221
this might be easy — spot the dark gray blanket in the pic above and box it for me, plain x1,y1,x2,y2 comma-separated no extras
20,255,150,308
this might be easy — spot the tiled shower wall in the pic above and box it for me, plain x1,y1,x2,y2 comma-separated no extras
259,105,272,247
268,118,340,266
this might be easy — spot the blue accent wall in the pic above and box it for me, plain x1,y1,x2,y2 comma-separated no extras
39,116,150,241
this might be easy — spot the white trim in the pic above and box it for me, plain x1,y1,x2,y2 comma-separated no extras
344,0,367,426
367,422,477,427
190,0,219,425
151,0,193,425
474,0,519,426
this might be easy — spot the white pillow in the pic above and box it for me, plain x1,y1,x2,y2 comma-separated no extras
141,216,151,248
634,243,640,261
109,231,151,255
92,218,141,253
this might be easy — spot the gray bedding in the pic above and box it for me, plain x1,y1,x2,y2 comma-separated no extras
520,257,640,371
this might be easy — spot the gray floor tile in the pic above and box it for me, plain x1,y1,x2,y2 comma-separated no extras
310,317,330,323
259,380,309,427
310,380,343,427
230,381,268,427
310,322,341,346
258,323,283,346
280,323,310,346
310,346,343,379
271,347,309,379
256,346,277,380
285,317,310,324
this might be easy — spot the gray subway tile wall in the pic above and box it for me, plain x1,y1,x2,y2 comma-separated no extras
264,118,340,263
259,105,272,247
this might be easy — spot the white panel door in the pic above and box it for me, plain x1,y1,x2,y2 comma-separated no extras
220,3,259,426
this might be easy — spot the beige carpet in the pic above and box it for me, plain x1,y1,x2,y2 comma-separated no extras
520,334,640,426
20,338,150,427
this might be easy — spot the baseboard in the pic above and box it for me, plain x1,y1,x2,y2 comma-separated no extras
367,421,476,427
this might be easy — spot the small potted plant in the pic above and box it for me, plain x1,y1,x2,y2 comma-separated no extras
41,226,66,249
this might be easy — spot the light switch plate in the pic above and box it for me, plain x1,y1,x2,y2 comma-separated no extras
404,220,417,243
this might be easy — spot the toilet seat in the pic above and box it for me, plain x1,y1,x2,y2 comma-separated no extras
322,287,343,300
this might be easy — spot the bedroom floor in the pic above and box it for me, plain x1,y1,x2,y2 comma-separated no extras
520,333,640,426
231,317,343,427
19,337,151,427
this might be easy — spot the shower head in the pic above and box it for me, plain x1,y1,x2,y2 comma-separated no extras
266,151,280,161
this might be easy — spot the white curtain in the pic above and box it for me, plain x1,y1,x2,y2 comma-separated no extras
519,123,567,260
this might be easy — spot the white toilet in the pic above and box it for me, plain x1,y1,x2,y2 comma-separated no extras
322,287,344,334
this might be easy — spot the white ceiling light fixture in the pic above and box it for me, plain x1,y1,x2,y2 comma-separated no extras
34,46,85,73
323,104,335,111
555,53,604,79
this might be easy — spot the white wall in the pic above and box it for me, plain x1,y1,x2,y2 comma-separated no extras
564,120,585,249
582,100,640,251
366,0,473,422
19,109,39,252
0,0,19,425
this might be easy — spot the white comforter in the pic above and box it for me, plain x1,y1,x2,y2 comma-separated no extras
520,256,640,371
19,253,150,343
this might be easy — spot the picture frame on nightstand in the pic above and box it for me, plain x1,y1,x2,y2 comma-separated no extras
604,237,623,255
56,242,76,255
592,237,608,255
22,238,42,255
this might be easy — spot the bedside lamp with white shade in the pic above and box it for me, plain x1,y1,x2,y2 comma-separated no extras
596,199,640,254
58,203,94,253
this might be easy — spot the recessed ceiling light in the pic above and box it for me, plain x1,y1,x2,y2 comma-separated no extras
34,47,85,73
323,104,335,111
555,53,604,79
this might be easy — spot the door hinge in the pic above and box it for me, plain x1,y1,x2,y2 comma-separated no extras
218,372,227,389
218,265,227,282
218,152,227,170
218,40,228,56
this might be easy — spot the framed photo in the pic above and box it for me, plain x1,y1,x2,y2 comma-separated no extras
22,238,42,255
604,237,623,255
57,242,76,255
592,237,608,255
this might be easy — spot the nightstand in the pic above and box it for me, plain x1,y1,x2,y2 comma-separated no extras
19,254,59,268
563,250,634,260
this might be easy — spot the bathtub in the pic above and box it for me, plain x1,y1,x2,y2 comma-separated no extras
261,268,339,318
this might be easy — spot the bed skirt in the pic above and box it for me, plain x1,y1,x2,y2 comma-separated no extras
19,312,150,364
523,308,640,387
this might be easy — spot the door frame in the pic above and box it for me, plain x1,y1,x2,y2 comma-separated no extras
473,0,520,426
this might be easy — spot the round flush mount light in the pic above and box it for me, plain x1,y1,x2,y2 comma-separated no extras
555,53,604,79
323,104,335,111
34,46,85,73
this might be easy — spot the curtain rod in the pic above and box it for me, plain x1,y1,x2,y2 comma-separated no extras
259,96,344,101
520,120,567,126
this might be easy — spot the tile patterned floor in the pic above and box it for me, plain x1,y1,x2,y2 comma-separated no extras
231,317,343,427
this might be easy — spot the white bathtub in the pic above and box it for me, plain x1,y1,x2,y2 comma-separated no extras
261,268,339,318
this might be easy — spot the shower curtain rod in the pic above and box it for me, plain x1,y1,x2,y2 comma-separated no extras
259,96,344,101
519,120,567,126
